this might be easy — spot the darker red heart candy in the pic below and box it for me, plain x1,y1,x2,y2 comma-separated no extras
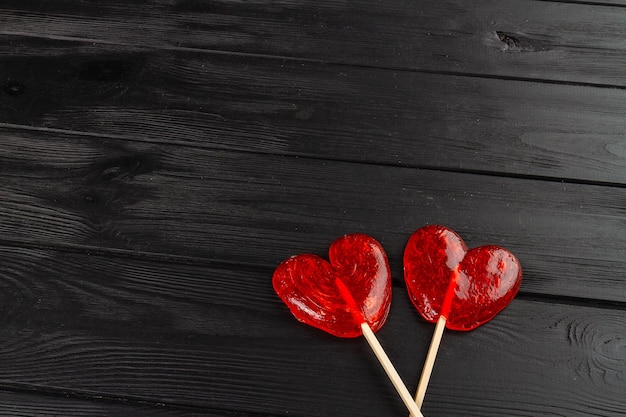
404,225,522,331
272,234,392,338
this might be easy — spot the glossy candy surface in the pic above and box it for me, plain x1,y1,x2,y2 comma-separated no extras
273,234,392,338
404,225,522,331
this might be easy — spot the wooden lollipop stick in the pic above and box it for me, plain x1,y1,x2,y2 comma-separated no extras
412,267,458,415
335,278,424,417
412,315,446,411
361,322,425,417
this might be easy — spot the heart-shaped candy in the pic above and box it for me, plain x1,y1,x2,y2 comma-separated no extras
272,234,392,338
404,225,522,331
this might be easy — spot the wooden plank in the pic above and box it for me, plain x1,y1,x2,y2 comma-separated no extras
1,0,626,85
1,131,625,302
0,389,221,417
2,42,626,184
0,247,624,416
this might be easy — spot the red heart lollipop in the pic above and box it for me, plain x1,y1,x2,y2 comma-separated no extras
272,233,391,338
403,225,522,410
404,224,522,331
273,234,424,417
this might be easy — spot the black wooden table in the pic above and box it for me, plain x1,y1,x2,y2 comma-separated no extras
1,1,625,416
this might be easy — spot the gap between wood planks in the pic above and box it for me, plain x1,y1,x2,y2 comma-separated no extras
535,0,626,6
2,29,626,92
0,238,623,314
0,381,271,417
2,122,625,190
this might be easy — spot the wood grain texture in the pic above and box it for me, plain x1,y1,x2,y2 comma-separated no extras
2,129,625,302
1,0,626,85
0,389,224,417
2,40,626,184
0,247,624,416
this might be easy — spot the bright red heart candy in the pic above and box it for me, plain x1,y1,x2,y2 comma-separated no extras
272,234,392,338
404,225,522,331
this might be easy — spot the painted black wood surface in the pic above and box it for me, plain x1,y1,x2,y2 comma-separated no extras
0,1,625,416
